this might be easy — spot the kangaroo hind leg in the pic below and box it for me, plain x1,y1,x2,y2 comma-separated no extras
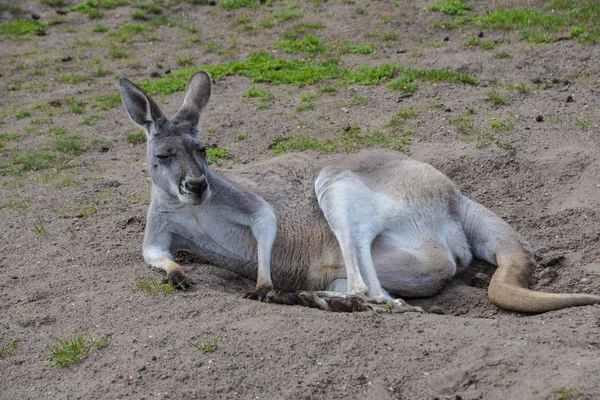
314,168,397,303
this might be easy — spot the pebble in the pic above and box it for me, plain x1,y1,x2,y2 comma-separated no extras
61,56,72,62
209,0,217,5
535,115,544,122
56,9,67,15
478,31,484,38
443,36,449,41
343,125,351,132
417,329,424,333
150,71,161,78
566,95,574,103
165,69,171,74
32,14,40,20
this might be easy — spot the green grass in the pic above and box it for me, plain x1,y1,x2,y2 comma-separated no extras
344,95,370,106
387,108,420,127
91,93,121,110
427,0,471,15
0,339,19,358
206,147,231,164
82,114,102,125
220,0,257,10
0,151,63,175
242,86,275,100
494,50,510,59
275,34,331,55
575,117,590,130
93,24,109,33
507,83,532,93
0,20,45,35
15,110,31,119
449,115,475,136
131,9,149,20
126,131,147,144
65,97,87,114
490,120,515,132
133,279,177,295
486,91,509,105
140,52,478,95
177,55,193,66
113,23,146,42
464,37,497,50
58,73,87,84
205,41,225,55
47,330,110,367
347,43,376,54
552,387,584,400
190,336,218,353
108,45,129,59
34,216,46,235
0,3,21,11
274,11,303,23
68,0,129,17
270,136,337,154
0,132,21,151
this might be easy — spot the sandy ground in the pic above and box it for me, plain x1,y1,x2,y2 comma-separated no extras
1,0,599,399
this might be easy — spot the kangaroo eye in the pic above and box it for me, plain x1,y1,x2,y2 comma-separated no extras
156,154,172,160
197,146,207,154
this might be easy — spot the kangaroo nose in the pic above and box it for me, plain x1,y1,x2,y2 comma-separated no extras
184,177,207,195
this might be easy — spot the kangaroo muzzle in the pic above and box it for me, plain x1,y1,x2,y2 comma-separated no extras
181,176,208,198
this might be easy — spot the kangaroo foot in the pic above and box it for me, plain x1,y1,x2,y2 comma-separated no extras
167,270,193,289
265,290,371,312
243,285,272,302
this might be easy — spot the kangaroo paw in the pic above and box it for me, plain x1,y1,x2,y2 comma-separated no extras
243,286,272,302
325,295,372,312
167,270,192,289
387,298,424,313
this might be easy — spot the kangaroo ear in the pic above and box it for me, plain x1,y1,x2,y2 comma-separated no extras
172,71,211,135
119,78,166,138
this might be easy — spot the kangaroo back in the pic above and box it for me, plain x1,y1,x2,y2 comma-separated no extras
458,194,600,312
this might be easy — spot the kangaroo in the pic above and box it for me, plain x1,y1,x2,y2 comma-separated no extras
119,72,600,313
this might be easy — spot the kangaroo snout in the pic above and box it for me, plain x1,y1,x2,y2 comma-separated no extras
182,176,208,196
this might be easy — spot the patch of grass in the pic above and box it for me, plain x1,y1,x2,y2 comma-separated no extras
235,132,246,141
296,103,315,112
507,83,532,93
131,9,149,20
190,336,218,353
114,23,146,42
47,330,110,367
15,110,32,119
91,93,121,110
242,86,275,100
220,0,257,10
388,77,418,93
354,6,366,15
347,43,376,54
274,10,303,23
575,117,590,130
93,24,109,33
205,41,225,55
58,73,86,84
79,205,98,217
344,95,370,106
52,128,87,155
0,20,46,36
108,45,129,59
0,196,31,215
34,216,46,235
275,34,331,55
126,131,147,144
464,37,497,50
65,97,87,114
176,55,193,66
0,151,63,175
270,136,337,154
133,279,177,295
81,114,102,125
0,339,19,358
424,41,443,48
490,120,515,132
381,32,398,41
552,387,584,400
449,115,475,136
68,0,129,17
206,147,231,164
387,108,419,127
494,50,510,59
427,0,471,15
0,3,21,11
486,91,509,105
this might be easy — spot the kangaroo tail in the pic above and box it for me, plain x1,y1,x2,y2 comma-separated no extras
458,194,600,313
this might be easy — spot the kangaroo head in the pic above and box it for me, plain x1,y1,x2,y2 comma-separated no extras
119,72,212,205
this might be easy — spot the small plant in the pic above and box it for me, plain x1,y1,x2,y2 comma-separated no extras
427,0,471,15
464,37,497,50
275,34,330,55
575,117,590,130
82,114,102,125
242,86,274,100
46,330,110,367
34,216,46,235
15,110,31,119
93,24,108,33
205,41,225,55
58,73,86,85
552,387,584,400
131,9,149,20
133,278,177,295
0,339,19,358
108,45,129,59
354,6,366,15
190,336,218,353
494,50,510,59
91,93,121,110
486,91,509,105
176,55,192,66
490,120,514,133
127,131,147,144
449,115,475,136
235,133,246,141
348,44,376,54
206,147,231,164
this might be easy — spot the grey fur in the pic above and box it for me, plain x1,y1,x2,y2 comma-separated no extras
119,73,600,313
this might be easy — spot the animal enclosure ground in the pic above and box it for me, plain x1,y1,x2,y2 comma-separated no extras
1,0,599,399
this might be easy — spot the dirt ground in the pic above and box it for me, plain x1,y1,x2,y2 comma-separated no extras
1,0,600,399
